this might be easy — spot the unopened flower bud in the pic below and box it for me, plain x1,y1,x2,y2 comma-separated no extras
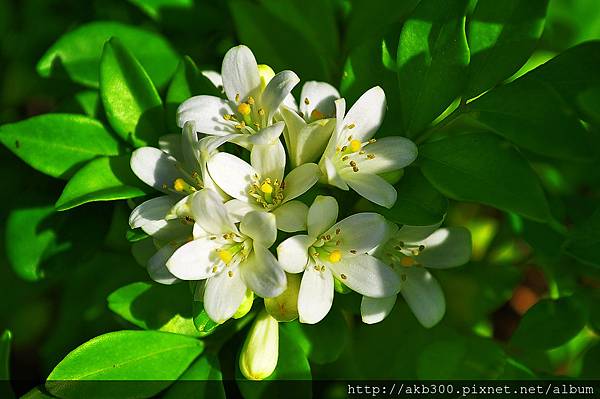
239,310,279,380
265,273,301,322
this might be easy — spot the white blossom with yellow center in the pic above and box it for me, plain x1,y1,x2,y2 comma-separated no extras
207,139,320,233
279,81,339,167
361,221,472,328
177,45,299,149
165,189,286,324
276,196,400,324
318,86,418,208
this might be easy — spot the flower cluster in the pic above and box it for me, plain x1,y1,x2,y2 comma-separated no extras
128,45,471,379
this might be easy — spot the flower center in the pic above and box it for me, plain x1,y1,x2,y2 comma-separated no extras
334,133,377,173
381,238,425,269
223,95,267,134
216,242,244,265
248,176,284,209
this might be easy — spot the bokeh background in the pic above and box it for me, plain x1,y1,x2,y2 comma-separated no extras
1,0,600,395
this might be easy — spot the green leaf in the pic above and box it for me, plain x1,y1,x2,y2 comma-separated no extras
397,0,470,135
46,330,203,398
21,387,55,399
368,167,448,226
162,354,225,399
55,155,150,211
127,0,194,21
166,57,221,132
108,282,199,337
581,342,600,379
0,330,12,381
466,0,549,98
237,327,311,399
192,302,220,336
100,38,165,147
511,296,586,350
0,114,122,179
281,308,348,365
466,78,594,161
564,206,600,268
37,21,179,88
126,228,150,243
419,132,551,222
417,335,506,379
522,41,600,125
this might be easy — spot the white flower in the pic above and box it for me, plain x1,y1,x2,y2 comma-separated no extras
318,86,418,208
207,139,320,233
239,309,279,381
129,122,227,284
177,45,300,149
166,189,287,323
276,196,400,324
361,222,472,328
279,81,339,167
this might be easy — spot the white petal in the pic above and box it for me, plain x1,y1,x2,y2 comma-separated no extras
280,107,335,167
191,189,238,235
166,238,222,280
176,95,236,134
129,196,176,229
276,235,314,273
343,172,397,208
207,152,256,201
279,107,303,163
328,254,400,298
181,121,201,173
328,212,387,253
308,195,338,238
299,81,339,120
414,227,472,269
400,267,445,328
361,295,397,324
158,134,183,161
241,246,286,298
247,121,285,145
357,137,418,175
282,163,320,202
222,45,260,103
147,244,180,285
240,211,277,248
130,147,183,193
224,199,257,222
261,70,300,120
395,221,443,243
340,86,386,143
272,200,308,233
204,266,247,323
319,156,349,190
298,265,334,324
200,70,223,90
250,140,285,183
333,98,346,143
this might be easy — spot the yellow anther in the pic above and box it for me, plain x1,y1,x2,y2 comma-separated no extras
173,178,186,192
349,139,362,152
218,249,233,264
260,182,273,194
400,256,416,267
238,102,251,116
347,123,356,129
328,249,342,263
304,97,310,105
310,109,324,120
340,273,347,280
247,96,255,105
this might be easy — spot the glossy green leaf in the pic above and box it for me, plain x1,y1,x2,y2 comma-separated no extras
564,206,600,268
46,330,203,398
126,228,150,243
0,114,122,179
127,0,194,21
55,155,151,211
166,56,221,132
511,296,586,350
419,132,551,222
466,0,549,98
192,302,220,336
368,167,448,226
108,282,199,337
0,330,11,381
467,78,594,161
37,21,179,88
21,387,54,399
417,335,506,379
237,327,311,399
397,0,470,135
57,91,103,119
162,354,225,399
100,38,165,147
281,308,348,365
522,41,600,124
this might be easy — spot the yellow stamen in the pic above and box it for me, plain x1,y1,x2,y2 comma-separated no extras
349,139,362,152
328,249,342,263
260,182,273,194
218,249,233,264
238,102,251,116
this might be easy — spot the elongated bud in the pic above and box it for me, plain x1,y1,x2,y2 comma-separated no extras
239,310,279,381
233,290,254,319
265,273,301,322
257,64,275,89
